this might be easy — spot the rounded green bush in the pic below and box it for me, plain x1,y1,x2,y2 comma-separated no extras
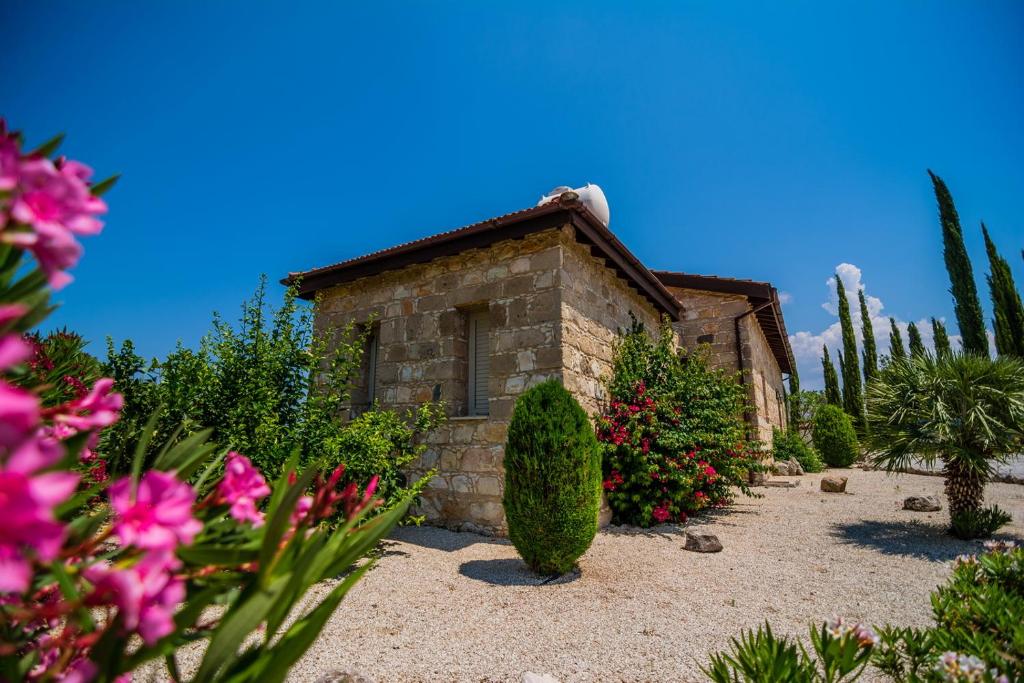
502,379,601,575
811,405,860,467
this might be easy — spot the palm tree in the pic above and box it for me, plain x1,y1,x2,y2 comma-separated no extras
865,353,1024,527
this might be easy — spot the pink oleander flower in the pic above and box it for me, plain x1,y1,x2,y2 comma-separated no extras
109,471,202,551
85,552,185,645
0,380,40,448
218,451,271,527
10,158,106,236
3,155,107,288
0,434,79,593
290,495,314,526
50,377,123,431
0,122,17,192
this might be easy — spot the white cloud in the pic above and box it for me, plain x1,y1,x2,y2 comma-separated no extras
787,263,961,390
777,291,793,304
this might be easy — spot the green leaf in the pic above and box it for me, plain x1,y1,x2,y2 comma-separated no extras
30,132,64,158
177,544,260,566
90,173,120,197
258,560,376,683
151,425,214,473
131,409,162,487
258,466,316,585
192,575,288,683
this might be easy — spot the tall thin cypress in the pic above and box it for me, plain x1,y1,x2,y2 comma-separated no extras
982,223,1024,357
858,288,878,382
835,276,863,424
822,345,841,406
929,171,989,357
908,321,926,357
931,318,952,358
888,318,906,361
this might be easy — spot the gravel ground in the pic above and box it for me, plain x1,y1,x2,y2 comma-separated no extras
197,470,1024,682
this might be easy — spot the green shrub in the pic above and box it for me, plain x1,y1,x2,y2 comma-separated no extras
812,405,860,467
772,427,824,473
503,380,601,575
949,505,1012,540
873,541,1022,680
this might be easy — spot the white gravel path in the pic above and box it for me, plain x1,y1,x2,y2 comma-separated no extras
283,470,1024,683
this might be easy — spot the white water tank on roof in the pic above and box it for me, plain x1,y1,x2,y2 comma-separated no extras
537,183,610,227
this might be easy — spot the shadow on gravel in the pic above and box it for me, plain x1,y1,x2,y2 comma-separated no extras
830,519,1023,561
388,525,508,552
601,524,688,539
458,558,581,586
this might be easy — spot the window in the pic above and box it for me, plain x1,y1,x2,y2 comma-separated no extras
467,310,490,416
366,328,378,405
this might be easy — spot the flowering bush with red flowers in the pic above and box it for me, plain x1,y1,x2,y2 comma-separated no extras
0,122,414,682
597,318,762,527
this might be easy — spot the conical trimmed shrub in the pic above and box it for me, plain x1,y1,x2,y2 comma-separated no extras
503,379,601,575
812,404,860,467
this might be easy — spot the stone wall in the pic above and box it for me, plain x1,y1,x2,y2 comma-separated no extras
739,314,787,443
664,286,787,444
314,228,568,535
560,229,664,417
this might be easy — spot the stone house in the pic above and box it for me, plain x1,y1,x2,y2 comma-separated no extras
284,192,793,534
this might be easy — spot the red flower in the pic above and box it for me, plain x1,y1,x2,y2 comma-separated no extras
651,504,671,523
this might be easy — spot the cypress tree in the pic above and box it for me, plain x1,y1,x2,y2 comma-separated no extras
888,317,906,361
835,275,863,424
929,170,989,357
858,288,878,381
982,223,1024,357
822,345,841,406
908,321,926,357
932,318,952,358
787,369,801,430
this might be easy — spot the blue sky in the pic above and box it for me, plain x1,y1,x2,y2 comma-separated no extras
2,2,1021,388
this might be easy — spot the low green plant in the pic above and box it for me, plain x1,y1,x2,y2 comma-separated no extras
703,619,876,682
503,380,601,575
772,427,824,473
812,404,860,467
706,543,1022,682
949,505,1012,540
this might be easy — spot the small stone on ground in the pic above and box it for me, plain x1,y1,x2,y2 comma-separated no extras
683,533,723,553
821,475,848,493
522,673,561,683
903,495,942,512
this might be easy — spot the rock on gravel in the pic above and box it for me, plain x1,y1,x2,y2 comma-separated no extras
821,475,848,492
314,669,375,683
903,495,942,512
683,533,723,553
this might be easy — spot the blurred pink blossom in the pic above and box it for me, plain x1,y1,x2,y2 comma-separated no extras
109,471,202,552
218,451,271,527
51,377,123,431
85,552,185,645
0,439,79,593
